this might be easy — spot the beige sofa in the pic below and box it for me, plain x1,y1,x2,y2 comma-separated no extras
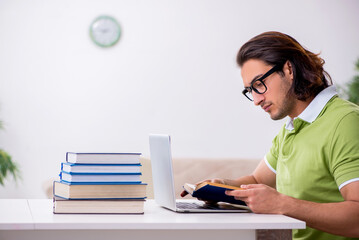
45,157,260,199
141,157,261,199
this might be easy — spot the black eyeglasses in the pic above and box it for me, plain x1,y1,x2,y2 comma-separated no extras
242,64,281,101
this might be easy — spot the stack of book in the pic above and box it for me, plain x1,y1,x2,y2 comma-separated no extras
53,152,147,214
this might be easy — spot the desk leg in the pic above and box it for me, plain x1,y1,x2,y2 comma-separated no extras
256,230,292,240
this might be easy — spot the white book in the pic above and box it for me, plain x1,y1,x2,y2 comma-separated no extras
61,162,141,173
60,171,142,183
66,152,141,164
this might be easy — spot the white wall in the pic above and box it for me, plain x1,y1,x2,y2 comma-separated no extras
0,0,358,198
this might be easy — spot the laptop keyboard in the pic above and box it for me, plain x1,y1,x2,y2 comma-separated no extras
176,202,218,210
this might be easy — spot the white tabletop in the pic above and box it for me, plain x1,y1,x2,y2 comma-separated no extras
0,199,305,230
0,199,34,230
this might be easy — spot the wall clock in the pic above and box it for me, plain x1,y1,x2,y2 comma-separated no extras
89,15,121,48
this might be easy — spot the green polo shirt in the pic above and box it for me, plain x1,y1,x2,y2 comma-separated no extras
265,87,359,240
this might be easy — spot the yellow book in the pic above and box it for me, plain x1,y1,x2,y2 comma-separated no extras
53,197,145,214
53,181,147,199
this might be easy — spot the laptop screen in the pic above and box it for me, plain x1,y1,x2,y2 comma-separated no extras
149,134,177,210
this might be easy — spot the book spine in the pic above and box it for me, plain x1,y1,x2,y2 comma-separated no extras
63,163,142,166
66,152,76,163
60,171,142,175
52,181,56,199
52,197,55,214
59,180,147,185
59,180,142,185
53,194,147,200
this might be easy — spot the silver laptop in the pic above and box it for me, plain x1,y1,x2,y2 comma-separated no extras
149,134,248,213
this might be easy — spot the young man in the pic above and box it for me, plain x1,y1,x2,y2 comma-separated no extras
182,32,359,240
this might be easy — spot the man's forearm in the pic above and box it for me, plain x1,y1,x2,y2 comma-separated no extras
223,175,258,187
282,195,359,237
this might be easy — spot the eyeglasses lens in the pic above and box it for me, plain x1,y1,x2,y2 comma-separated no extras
245,91,253,101
252,80,267,94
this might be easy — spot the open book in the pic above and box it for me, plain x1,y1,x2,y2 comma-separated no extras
183,182,247,206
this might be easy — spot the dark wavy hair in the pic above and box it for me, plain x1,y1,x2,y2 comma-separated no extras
237,31,332,101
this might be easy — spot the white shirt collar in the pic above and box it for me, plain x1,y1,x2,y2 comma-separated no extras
285,85,337,131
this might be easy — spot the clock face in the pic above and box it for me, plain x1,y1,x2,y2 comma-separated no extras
89,16,121,47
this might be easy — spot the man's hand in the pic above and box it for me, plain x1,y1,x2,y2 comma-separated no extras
225,184,285,214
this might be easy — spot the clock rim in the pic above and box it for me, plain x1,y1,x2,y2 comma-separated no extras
89,15,121,48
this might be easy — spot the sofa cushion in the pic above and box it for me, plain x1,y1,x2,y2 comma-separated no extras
141,157,260,199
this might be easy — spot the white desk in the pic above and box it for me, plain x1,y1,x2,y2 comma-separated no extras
0,199,305,240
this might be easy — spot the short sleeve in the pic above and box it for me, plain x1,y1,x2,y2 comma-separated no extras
265,132,281,174
329,111,359,189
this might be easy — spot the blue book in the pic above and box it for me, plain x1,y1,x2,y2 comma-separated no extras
66,152,141,164
61,162,141,173
59,171,142,183
59,180,144,185
183,182,246,206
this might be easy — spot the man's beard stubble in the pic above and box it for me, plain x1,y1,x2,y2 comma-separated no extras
270,82,296,121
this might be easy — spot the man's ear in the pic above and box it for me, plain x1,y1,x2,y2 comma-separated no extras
284,60,294,81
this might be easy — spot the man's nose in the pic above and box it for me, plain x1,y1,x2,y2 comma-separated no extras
252,92,264,106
